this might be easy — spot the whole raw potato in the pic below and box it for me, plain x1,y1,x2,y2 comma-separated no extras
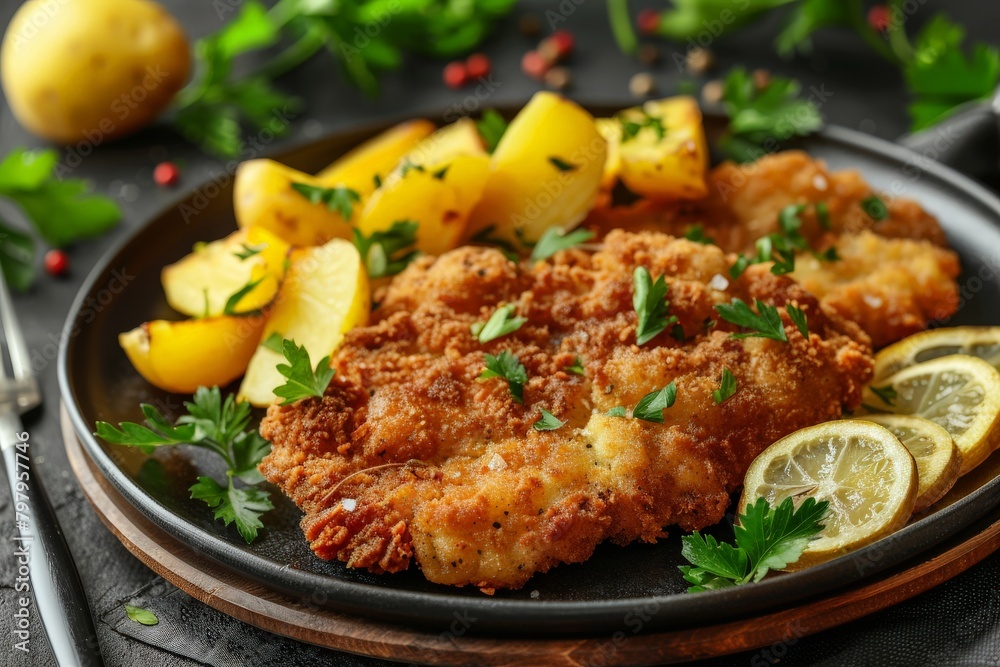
1,0,191,144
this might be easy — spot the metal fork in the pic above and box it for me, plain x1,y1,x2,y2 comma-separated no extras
0,270,104,666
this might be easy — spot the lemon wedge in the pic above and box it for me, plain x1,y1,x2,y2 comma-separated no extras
856,414,960,512
873,327,1000,380
740,420,917,570
863,354,1000,476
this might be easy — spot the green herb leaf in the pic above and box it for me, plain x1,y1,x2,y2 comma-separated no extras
861,195,888,221
234,242,266,260
0,217,36,292
222,277,264,315
274,339,335,405
786,304,810,339
734,497,829,582
0,148,121,251
633,382,677,423
815,201,831,230
683,224,716,245
530,227,594,262
605,406,627,417
472,304,527,344
870,384,898,406
261,331,284,353
480,350,527,403
565,357,585,376
124,605,159,626
718,68,823,162
680,496,828,592
904,14,1000,131
813,247,840,262
352,220,420,278
94,407,197,452
533,408,566,431
548,156,577,172
619,109,666,142
189,476,274,544
477,109,508,153
715,298,788,342
633,267,678,345
291,182,361,220
712,368,737,404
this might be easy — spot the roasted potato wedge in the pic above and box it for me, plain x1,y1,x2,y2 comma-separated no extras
359,154,490,256
386,118,486,180
316,119,436,197
594,117,623,192
615,96,709,200
162,227,290,317
238,239,370,407
120,315,265,394
467,92,607,244
234,160,357,247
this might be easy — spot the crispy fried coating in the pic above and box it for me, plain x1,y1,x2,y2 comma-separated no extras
260,230,873,591
586,151,960,346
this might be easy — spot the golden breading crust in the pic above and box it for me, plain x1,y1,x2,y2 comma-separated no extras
587,151,960,347
260,230,873,591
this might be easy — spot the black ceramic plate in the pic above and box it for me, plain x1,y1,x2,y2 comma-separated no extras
59,107,1000,637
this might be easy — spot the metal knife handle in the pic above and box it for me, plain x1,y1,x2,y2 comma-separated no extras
2,424,104,667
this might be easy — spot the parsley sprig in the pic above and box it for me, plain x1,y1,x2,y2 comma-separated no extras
533,408,566,431
680,497,828,592
530,227,594,262
0,148,121,290
606,382,678,423
480,350,527,403
715,299,788,342
477,109,508,154
352,220,420,278
633,267,678,345
291,182,361,219
94,387,273,543
472,304,527,344
712,368,737,404
273,339,336,405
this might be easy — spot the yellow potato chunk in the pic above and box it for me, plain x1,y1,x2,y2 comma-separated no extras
385,118,486,181
120,315,265,394
359,154,490,256
594,117,623,191
467,92,607,244
238,239,370,407
234,160,357,247
162,227,290,317
615,96,709,200
316,119,436,197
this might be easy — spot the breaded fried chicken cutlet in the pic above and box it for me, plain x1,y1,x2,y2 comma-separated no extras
587,151,961,347
260,230,873,591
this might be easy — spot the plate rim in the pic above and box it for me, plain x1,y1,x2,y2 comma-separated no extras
57,106,1000,635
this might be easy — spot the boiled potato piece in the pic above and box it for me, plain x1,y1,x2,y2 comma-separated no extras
238,239,370,407
615,96,709,200
594,118,623,191
467,92,606,244
359,154,490,256
1,0,190,143
234,160,358,247
162,227,290,317
316,119,436,197
385,118,486,181
120,315,265,394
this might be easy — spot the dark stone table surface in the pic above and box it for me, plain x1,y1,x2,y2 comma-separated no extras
2,0,999,664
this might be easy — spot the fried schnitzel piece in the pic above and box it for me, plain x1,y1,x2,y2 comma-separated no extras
587,151,960,346
260,230,872,591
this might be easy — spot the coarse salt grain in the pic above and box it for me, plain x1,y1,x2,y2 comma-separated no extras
709,273,729,291
342,498,357,512
863,295,883,308
813,174,828,191
488,453,507,471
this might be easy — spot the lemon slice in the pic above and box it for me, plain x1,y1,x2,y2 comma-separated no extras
856,414,960,513
873,327,1000,380
863,354,1000,476
740,420,917,570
